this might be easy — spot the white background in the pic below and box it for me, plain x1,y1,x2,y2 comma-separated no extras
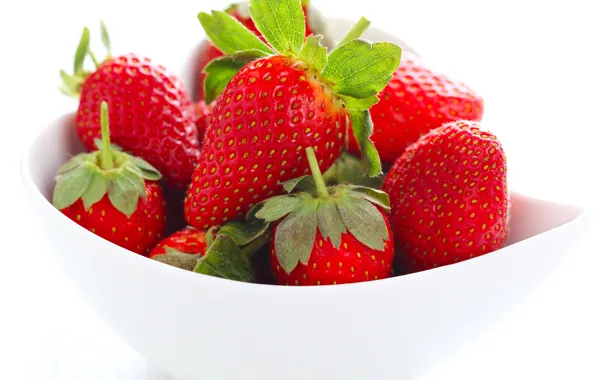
1,0,595,379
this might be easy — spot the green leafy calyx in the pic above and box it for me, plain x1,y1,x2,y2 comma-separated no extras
152,248,202,271
197,0,402,176
52,102,161,218
248,147,391,274
60,21,113,98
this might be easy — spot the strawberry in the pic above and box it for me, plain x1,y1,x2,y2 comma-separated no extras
185,0,402,230
348,51,484,163
250,147,395,286
60,23,199,190
149,227,208,270
193,100,214,145
192,0,329,101
382,120,509,273
53,102,166,255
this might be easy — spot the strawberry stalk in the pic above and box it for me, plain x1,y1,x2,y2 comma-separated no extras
306,147,330,198
99,102,114,170
336,17,371,48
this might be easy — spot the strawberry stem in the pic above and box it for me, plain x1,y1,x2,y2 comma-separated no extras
306,147,330,198
99,101,114,170
336,17,371,48
88,49,100,69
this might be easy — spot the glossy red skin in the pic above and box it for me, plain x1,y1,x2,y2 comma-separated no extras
348,52,484,164
60,182,166,256
193,4,317,101
193,100,214,145
270,215,395,286
382,121,509,274
184,55,348,230
76,53,200,190
148,227,207,259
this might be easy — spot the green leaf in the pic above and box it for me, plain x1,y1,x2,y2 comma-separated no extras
316,199,345,248
345,185,391,211
153,248,201,271
198,11,274,56
298,35,327,72
349,109,382,177
282,175,316,193
56,153,87,175
203,50,262,103
217,219,271,246
74,27,90,76
107,170,144,218
323,40,401,99
81,172,109,210
337,195,389,251
59,71,81,96
342,95,380,111
323,152,384,188
255,195,302,222
100,19,111,55
273,197,318,273
53,167,94,210
194,235,254,283
249,0,306,54
129,156,161,181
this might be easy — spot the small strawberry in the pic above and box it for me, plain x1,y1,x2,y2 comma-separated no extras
193,100,214,145
185,0,402,230
382,120,509,273
53,102,166,255
250,147,395,286
192,0,329,101
149,227,208,270
60,22,199,190
348,51,484,163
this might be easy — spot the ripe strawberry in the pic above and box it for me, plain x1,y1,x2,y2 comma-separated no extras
192,0,329,101
149,227,208,270
193,100,214,145
348,51,484,163
53,102,166,255
60,24,199,190
185,0,402,229
250,147,394,286
382,120,509,273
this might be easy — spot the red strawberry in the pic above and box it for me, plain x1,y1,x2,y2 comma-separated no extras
185,2,402,230
53,102,166,255
348,51,484,163
192,0,328,101
250,147,394,286
193,100,214,145
60,24,199,190
149,227,208,270
382,120,509,273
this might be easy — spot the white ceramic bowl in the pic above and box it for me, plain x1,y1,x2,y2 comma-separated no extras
22,19,593,380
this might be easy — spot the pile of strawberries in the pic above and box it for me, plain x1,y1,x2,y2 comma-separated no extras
53,0,509,286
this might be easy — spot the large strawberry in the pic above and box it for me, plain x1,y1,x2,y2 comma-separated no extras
382,120,509,273
348,51,484,163
185,0,402,230
192,0,330,101
53,102,166,255
249,147,394,285
149,227,208,270
60,23,199,190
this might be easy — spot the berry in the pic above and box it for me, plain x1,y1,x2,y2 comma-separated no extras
53,102,166,255
382,120,509,273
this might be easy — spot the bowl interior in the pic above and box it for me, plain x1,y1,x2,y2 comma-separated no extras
27,113,585,255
